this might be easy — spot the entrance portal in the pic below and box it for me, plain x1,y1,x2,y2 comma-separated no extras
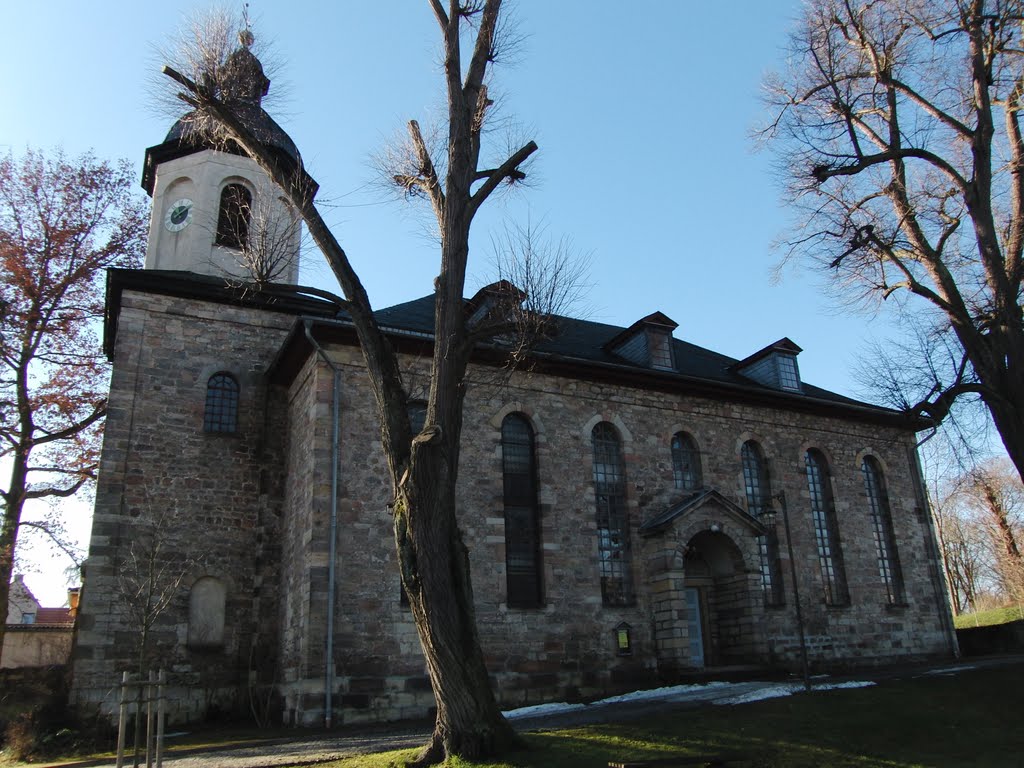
684,586,705,666
683,530,756,667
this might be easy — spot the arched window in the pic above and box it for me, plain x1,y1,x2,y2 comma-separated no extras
204,373,239,433
862,456,905,604
671,432,703,491
592,422,634,605
188,577,226,649
502,414,542,607
805,449,849,605
742,441,783,605
215,183,252,249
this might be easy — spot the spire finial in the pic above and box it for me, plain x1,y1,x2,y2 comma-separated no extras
240,3,254,48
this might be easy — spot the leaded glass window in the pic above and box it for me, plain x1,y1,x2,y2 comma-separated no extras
592,422,634,606
671,432,702,491
805,449,849,605
204,373,239,433
502,414,542,607
742,441,784,605
862,456,905,605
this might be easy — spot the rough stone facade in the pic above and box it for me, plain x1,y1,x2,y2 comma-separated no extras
71,274,957,727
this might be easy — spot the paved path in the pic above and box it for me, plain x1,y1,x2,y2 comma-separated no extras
46,656,1023,768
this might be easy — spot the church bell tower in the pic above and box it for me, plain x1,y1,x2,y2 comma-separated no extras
140,30,305,284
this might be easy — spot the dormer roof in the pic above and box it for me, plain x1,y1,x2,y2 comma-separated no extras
731,338,804,393
604,312,679,371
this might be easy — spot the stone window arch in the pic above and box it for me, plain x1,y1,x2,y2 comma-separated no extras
742,440,784,605
501,413,543,608
215,183,252,249
671,431,703,491
204,372,239,433
805,448,849,605
188,577,226,649
592,422,634,606
862,455,906,604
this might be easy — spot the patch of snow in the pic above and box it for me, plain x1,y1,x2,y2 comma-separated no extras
502,678,877,719
920,664,978,676
595,682,737,705
503,701,587,719
816,681,875,691
713,684,801,705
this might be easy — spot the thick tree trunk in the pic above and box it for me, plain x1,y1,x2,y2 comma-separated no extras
394,443,520,765
0,447,29,665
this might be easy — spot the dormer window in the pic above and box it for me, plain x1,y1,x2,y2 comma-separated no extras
605,312,678,371
465,281,527,330
776,354,800,391
732,338,803,393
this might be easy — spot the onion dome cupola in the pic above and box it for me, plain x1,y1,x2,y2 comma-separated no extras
141,28,313,284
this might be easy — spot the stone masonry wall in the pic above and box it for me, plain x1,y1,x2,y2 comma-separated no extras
72,285,956,728
282,343,956,726
71,290,295,723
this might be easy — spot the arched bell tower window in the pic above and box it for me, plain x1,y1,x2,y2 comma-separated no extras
204,372,239,433
215,183,252,249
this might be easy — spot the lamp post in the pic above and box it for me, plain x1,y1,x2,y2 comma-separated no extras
764,490,811,692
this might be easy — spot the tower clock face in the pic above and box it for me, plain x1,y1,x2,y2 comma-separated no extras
164,198,194,232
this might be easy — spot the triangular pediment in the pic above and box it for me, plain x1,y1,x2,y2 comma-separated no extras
639,487,766,536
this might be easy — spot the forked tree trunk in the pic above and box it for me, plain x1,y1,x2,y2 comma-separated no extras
394,438,520,763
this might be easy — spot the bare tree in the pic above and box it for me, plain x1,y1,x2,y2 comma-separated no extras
0,148,146,662
762,0,1024,483
962,459,1024,605
218,192,304,287
932,481,985,614
115,504,203,768
156,2,581,761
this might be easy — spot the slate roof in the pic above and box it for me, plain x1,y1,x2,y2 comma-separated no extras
104,270,920,429
372,293,905,419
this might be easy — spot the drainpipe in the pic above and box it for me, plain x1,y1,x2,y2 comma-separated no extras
303,320,341,727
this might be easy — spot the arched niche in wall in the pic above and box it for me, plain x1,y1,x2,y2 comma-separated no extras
188,576,226,650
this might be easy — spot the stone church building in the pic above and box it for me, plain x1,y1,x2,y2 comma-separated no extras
70,39,957,727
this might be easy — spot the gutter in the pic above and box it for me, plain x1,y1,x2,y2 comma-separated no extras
303,320,341,728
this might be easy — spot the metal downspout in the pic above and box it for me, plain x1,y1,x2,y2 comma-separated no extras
304,320,341,727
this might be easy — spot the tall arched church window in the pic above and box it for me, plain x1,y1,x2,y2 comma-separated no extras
671,432,703,491
592,422,634,606
805,449,849,605
501,414,542,608
742,441,784,606
215,183,252,249
204,372,239,433
862,456,906,604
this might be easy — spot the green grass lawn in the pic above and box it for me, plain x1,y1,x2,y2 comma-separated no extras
318,662,1024,768
953,604,1024,629
3,661,1021,767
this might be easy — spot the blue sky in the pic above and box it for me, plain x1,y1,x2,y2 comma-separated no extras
2,1,907,602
